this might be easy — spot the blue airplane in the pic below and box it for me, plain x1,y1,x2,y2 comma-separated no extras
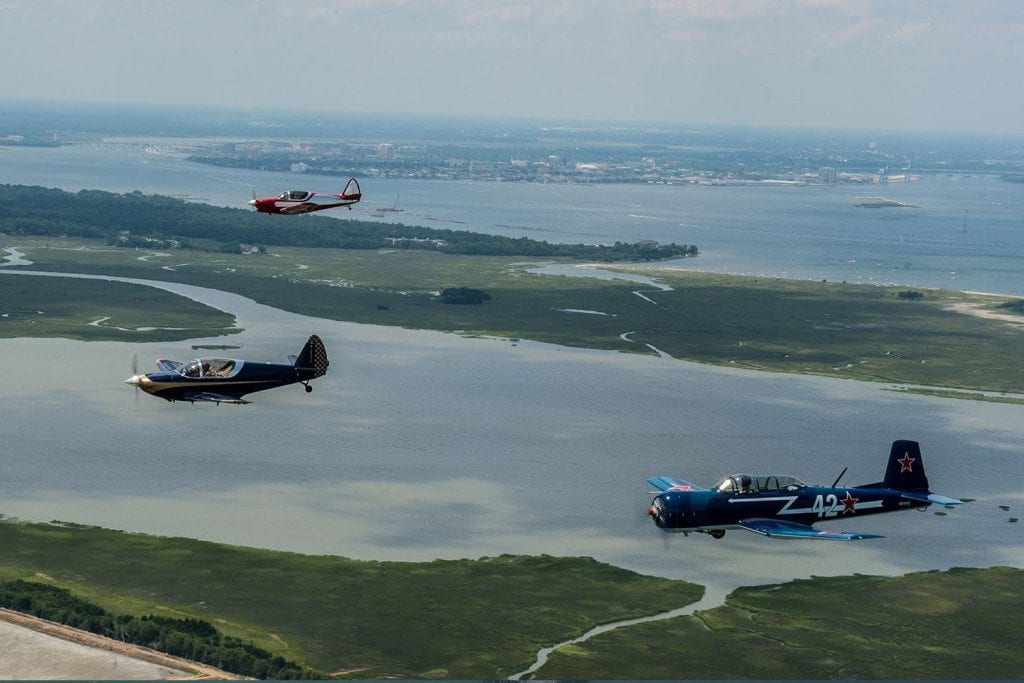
124,335,328,405
646,440,961,540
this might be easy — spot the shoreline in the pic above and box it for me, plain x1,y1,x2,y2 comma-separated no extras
613,262,1024,300
4,261,1024,398
3,516,1019,679
8,235,1024,301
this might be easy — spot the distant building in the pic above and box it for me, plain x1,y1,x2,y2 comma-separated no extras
818,166,837,184
377,143,393,161
385,237,447,248
240,243,265,255
290,162,309,172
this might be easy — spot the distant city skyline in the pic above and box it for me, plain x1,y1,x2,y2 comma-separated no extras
2,1,1022,134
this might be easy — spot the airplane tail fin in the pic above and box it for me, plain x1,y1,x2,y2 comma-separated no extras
341,178,362,202
882,439,930,492
294,335,329,378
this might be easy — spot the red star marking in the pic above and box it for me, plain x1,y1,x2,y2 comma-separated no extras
898,453,916,473
841,491,859,514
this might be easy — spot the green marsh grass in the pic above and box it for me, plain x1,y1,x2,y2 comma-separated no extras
0,272,237,341
0,518,701,678
535,566,1024,679
6,237,1024,393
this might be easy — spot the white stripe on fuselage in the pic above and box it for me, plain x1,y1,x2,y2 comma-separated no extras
728,495,885,518
728,496,800,512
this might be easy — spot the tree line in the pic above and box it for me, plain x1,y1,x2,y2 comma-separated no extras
0,184,698,261
0,579,323,679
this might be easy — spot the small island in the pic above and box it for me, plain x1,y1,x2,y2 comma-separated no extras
854,195,919,208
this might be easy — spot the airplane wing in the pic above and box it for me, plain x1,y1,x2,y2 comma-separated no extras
155,359,183,373
738,518,884,541
646,476,707,492
899,491,962,506
182,391,251,405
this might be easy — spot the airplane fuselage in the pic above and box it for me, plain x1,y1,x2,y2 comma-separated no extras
650,485,924,534
249,178,361,215
646,441,960,540
133,362,317,402
125,334,329,405
251,195,353,214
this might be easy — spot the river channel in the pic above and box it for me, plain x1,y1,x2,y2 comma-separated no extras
1,265,1021,595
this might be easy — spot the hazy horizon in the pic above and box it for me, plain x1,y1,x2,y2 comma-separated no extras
2,1,1022,135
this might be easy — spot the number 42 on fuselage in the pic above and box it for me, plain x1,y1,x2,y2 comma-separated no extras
249,178,362,215
646,440,962,540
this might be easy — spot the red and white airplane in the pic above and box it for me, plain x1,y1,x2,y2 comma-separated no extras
249,178,362,214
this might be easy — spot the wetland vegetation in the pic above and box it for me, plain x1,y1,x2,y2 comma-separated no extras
0,579,318,678
0,274,237,341
0,184,697,261
4,234,1023,393
1,519,1018,679
0,518,701,678
533,566,1024,679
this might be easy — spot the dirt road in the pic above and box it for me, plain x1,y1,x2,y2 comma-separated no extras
0,607,242,679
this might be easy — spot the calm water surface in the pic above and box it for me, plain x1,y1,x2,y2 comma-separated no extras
0,143,1022,593
0,270,1020,593
2,141,1023,294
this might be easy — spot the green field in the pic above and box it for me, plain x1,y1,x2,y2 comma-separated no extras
0,271,237,341
534,566,1024,679
1,518,1019,679
0,518,701,678
4,237,1024,392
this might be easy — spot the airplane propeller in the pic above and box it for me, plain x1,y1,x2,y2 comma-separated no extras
126,353,141,403
639,495,675,550
649,501,678,550
248,188,257,211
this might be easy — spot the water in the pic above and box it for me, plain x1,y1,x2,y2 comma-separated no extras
2,141,1023,295
512,585,731,679
1,269,1021,593
0,142,1022,594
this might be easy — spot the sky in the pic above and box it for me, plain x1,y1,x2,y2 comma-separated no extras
2,0,1022,133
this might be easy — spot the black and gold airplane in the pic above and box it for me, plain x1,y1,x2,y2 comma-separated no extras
125,335,329,405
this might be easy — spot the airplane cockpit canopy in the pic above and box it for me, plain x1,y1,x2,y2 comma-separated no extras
179,358,241,379
280,190,311,201
716,474,806,494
